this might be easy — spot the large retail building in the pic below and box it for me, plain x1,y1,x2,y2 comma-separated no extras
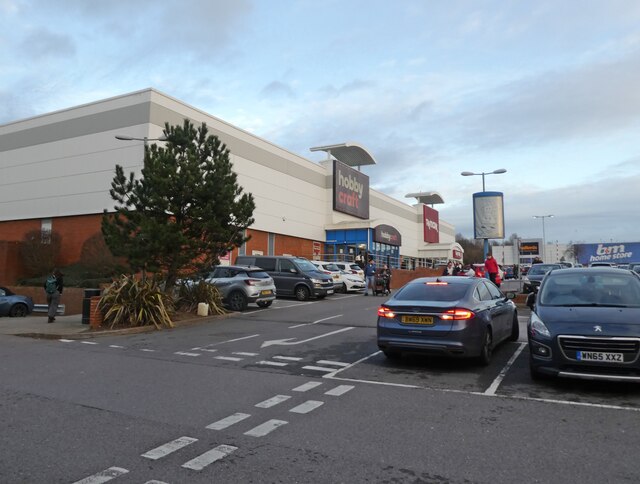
0,89,462,284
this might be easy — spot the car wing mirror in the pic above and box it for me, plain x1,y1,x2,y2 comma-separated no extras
289,268,297,273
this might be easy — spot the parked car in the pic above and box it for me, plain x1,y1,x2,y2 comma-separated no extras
333,262,365,280
630,263,640,274
311,261,366,293
377,276,518,365
0,286,34,317
235,255,333,301
522,263,563,294
193,265,276,311
589,261,617,267
527,267,640,382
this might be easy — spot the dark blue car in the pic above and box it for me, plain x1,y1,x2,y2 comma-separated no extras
527,267,640,382
0,286,34,317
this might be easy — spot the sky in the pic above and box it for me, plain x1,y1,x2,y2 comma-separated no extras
2,0,640,245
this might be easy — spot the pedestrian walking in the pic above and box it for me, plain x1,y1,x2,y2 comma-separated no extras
364,257,376,296
484,254,499,286
44,269,63,323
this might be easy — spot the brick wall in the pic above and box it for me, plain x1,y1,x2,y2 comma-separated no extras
389,268,441,289
0,241,25,286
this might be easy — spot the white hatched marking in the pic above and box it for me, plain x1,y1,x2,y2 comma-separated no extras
215,356,243,361
190,347,201,350
141,436,197,460
273,356,303,361
140,349,156,352
293,381,323,392
257,360,288,367
325,385,355,396
108,345,124,349
302,366,336,372
233,352,259,356
174,351,200,357
289,400,324,414
59,339,74,343
81,341,98,345
255,395,291,408
199,348,218,353
72,466,129,484
144,481,170,484
244,419,288,437
206,412,251,430
317,360,349,367
181,444,238,471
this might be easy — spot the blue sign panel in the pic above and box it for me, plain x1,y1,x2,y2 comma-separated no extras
576,242,640,265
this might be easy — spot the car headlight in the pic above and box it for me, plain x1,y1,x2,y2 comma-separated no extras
311,278,322,284
529,312,551,338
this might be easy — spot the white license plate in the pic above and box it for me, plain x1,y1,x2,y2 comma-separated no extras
327,290,334,294
577,351,624,362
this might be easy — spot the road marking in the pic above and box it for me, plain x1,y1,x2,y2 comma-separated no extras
293,382,323,392
322,351,380,378
289,400,324,414
261,327,355,348
181,444,238,471
244,419,288,437
325,385,354,396
59,339,74,343
255,395,291,408
217,334,261,344
245,301,317,315
215,356,243,361
140,349,156,352
273,356,303,361
206,412,251,430
199,348,219,353
257,360,288,367
72,467,129,484
317,360,349,367
108,345,124,349
81,341,98,345
289,314,343,328
484,342,527,395
233,352,259,356
174,351,200,357
144,481,169,484
141,436,198,460
302,366,337,372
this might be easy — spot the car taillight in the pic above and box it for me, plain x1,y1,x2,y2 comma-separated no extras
377,306,396,318
440,309,475,320
244,279,259,286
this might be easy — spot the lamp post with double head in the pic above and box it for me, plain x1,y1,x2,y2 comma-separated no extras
533,214,554,262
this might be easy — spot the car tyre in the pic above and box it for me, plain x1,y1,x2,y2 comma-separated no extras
9,304,28,317
228,291,248,312
339,283,347,293
509,313,519,341
295,285,310,301
257,300,272,308
478,328,493,366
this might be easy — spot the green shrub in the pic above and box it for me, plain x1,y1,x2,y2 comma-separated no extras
176,281,226,315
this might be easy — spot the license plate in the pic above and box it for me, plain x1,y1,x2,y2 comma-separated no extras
332,275,340,280
260,290,272,296
401,315,434,325
577,351,624,362
327,289,334,294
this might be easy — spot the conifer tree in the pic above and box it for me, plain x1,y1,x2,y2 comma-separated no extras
102,119,255,290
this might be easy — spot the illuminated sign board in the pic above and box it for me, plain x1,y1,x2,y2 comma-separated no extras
473,192,505,239
423,205,439,243
333,160,369,219
519,242,540,255
373,224,402,246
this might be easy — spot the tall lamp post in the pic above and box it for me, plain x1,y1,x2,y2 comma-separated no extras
533,214,554,262
460,168,507,262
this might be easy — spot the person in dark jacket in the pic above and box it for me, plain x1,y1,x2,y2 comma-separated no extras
44,269,64,323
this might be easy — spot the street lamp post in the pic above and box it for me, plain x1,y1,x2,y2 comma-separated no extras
533,214,554,262
460,168,507,262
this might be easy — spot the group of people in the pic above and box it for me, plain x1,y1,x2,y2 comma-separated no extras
441,254,502,287
363,257,391,296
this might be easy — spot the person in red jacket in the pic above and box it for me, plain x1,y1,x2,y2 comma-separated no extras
484,254,500,286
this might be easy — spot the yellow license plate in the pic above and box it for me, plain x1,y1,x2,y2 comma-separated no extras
260,290,273,296
401,315,434,325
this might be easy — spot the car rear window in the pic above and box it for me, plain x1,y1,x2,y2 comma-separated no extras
528,264,560,275
349,265,361,271
246,270,270,279
395,282,469,301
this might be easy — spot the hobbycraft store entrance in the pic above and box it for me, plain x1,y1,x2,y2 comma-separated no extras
324,227,401,268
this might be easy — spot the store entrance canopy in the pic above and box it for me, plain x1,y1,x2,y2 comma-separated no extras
310,142,377,168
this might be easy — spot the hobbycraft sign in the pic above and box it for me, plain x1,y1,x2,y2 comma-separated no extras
333,160,370,219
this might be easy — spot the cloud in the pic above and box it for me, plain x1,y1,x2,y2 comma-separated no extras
20,29,75,60
260,81,295,99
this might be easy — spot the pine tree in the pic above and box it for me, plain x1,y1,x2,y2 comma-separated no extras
102,119,255,290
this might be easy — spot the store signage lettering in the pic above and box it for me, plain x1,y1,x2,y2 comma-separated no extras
423,205,439,243
333,160,369,219
577,243,638,265
519,242,539,255
373,224,401,246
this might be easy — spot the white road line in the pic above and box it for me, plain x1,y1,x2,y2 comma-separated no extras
199,348,219,353
174,351,200,357
140,349,156,352
218,334,261,344
244,419,288,437
215,356,243,361
206,412,251,430
322,351,381,378
246,301,317,315
317,360,349,367
289,400,324,414
293,382,323,392
72,467,129,484
144,481,170,484
302,366,338,372
181,444,238,471
257,360,288,367
190,347,201,350
81,341,98,345
108,345,124,349
233,352,259,356
289,314,343,328
255,395,291,408
59,339,74,343
141,436,198,460
273,356,303,361
325,385,354,396
484,342,527,395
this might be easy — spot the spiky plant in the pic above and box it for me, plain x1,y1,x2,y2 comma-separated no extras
176,281,227,315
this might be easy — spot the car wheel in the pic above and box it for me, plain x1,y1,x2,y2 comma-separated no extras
478,328,493,366
383,349,401,360
9,304,28,317
228,291,248,312
509,313,519,341
257,300,272,308
295,285,310,301
338,283,347,293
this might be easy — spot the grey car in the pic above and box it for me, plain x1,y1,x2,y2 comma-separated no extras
522,263,563,293
203,265,276,311
377,276,518,365
0,286,34,317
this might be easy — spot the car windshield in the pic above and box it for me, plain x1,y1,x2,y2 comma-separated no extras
322,263,340,271
539,272,640,307
395,282,469,301
528,264,559,275
294,258,318,272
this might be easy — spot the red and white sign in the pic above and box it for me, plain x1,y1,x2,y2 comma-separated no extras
313,241,322,256
423,206,439,243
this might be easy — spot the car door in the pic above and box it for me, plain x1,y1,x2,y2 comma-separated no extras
483,281,511,341
276,259,299,296
207,267,233,299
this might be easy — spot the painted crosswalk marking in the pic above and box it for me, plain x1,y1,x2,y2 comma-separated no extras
174,351,200,357
206,412,251,430
81,341,98,345
244,419,288,437
273,355,303,361
108,345,124,349
215,356,243,361
72,466,129,484
302,366,336,372
59,339,74,343
181,444,238,471
293,381,323,392
233,352,259,356
255,395,291,408
317,360,349,367
257,360,288,367
141,436,198,460
140,349,156,352
325,385,355,396
289,400,324,414
199,348,219,353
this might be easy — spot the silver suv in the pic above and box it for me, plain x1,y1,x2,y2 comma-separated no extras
204,265,276,311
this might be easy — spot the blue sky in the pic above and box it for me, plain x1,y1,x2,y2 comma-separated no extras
2,0,640,244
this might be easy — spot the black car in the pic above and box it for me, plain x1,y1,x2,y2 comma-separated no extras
527,267,640,382
522,263,562,293
377,276,518,365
